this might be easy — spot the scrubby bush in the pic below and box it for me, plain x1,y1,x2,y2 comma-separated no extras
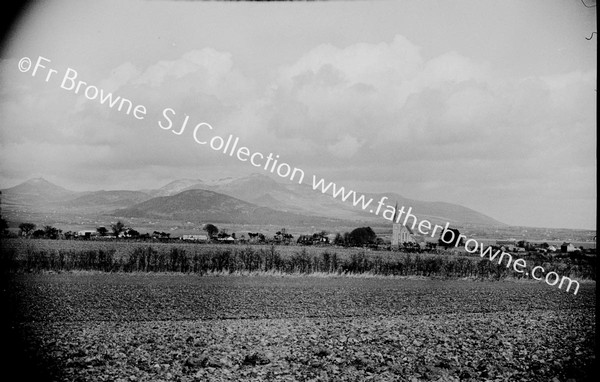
1,242,595,281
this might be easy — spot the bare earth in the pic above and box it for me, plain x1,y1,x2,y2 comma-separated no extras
2,274,596,382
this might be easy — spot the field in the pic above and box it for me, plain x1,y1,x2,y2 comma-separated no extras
2,274,596,382
1,239,597,382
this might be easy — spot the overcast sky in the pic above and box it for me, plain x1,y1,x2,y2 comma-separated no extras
0,0,596,229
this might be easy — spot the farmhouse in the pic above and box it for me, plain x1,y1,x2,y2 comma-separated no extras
561,242,576,253
77,230,98,238
181,234,208,242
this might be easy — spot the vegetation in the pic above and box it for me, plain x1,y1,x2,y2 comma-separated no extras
347,227,377,247
1,240,594,280
18,222,36,237
111,221,126,238
0,217,9,236
203,223,218,238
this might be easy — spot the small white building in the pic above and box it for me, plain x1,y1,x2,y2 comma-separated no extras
182,234,208,242
77,230,98,238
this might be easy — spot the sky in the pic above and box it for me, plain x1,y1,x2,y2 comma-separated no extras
0,0,596,230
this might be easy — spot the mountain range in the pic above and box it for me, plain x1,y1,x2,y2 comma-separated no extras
0,174,505,228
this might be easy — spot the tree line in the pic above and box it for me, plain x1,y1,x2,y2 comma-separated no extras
10,219,467,251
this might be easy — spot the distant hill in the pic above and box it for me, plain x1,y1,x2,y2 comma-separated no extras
146,173,503,227
251,193,286,208
1,174,506,227
147,179,206,197
112,189,345,226
64,190,152,208
363,192,505,227
1,177,75,206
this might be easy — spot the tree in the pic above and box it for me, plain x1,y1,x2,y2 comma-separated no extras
126,228,140,238
296,234,313,245
111,221,125,238
203,223,218,238
274,228,293,244
343,232,351,246
0,217,8,236
32,229,45,238
19,222,36,237
333,232,345,246
97,226,108,236
348,227,377,247
43,225,61,239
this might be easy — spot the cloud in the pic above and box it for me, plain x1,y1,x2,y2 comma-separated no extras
327,135,361,159
258,35,595,176
0,49,260,189
258,35,503,165
0,33,595,228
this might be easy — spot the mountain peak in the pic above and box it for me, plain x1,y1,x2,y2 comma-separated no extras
1,177,74,203
6,177,70,191
24,177,53,185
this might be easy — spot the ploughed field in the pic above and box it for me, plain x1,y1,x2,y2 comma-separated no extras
2,273,596,382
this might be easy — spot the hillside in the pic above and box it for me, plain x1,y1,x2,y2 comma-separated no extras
64,190,152,209
1,178,75,206
1,175,506,228
112,189,347,226
147,174,503,227
363,192,505,227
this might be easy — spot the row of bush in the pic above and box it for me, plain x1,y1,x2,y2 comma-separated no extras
0,245,595,280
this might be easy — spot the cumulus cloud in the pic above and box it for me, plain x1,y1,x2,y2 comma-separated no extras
0,48,259,189
257,35,595,176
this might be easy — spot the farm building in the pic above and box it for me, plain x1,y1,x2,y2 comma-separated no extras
561,242,576,253
181,234,208,242
77,230,98,238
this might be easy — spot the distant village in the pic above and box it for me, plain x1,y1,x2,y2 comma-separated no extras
12,220,596,257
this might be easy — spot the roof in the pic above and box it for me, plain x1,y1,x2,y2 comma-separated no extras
393,223,414,235
77,230,97,234
182,234,208,239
